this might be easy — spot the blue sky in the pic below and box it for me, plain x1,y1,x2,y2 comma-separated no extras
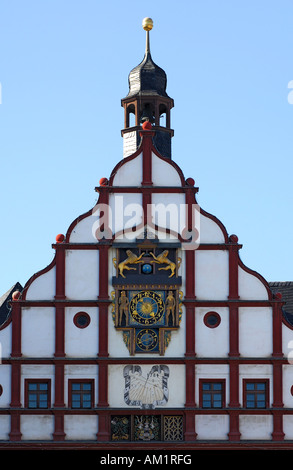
0,0,292,294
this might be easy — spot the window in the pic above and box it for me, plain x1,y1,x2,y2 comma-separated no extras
73,311,91,329
199,380,225,408
243,380,269,409
69,380,94,409
203,311,221,328
25,380,50,409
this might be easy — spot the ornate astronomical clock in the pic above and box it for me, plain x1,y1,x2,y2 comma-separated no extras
111,238,183,355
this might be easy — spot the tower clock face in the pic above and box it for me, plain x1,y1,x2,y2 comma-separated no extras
136,329,159,352
129,291,165,326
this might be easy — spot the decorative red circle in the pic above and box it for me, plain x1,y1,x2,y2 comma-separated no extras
12,291,21,301
73,312,91,329
56,234,65,243
0,385,3,397
204,311,221,328
99,177,108,186
186,177,195,186
290,385,293,396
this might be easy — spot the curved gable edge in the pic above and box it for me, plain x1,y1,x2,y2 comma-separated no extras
237,254,273,301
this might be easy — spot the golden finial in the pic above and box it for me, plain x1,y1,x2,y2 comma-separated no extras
142,17,153,31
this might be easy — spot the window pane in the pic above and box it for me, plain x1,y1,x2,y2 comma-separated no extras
257,401,266,408
28,383,37,390
213,384,222,391
39,383,48,391
82,383,92,391
72,398,81,408
203,400,211,408
202,384,211,391
246,383,255,390
213,400,222,408
256,383,265,390
72,383,81,390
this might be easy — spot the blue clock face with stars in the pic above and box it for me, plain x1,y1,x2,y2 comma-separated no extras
129,291,165,326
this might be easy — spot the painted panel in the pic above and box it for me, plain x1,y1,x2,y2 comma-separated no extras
64,415,98,440
65,307,98,357
108,364,185,408
113,153,142,186
25,265,56,300
22,307,55,357
195,307,229,357
195,250,229,300
152,153,182,187
239,415,273,440
21,415,54,440
195,415,229,440
239,308,272,357
238,266,269,300
65,250,99,300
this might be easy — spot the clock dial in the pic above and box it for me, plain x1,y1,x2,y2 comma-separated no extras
136,329,158,352
130,291,165,325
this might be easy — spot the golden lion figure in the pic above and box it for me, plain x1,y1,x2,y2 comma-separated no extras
149,250,181,278
114,250,145,278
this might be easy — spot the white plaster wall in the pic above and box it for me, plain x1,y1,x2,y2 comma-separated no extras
22,307,55,357
0,416,10,439
151,193,186,236
199,213,226,244
195,415,229,440
0,323,12,358
238,266,269,300
112,153,142,186
239,364,273,407
64,365,98,407
109,193,143,236
25,265,56,301
64,415,98,440
0,365,11,407
239,415,273,440
108,364,185,408
282,364,293,408
239,307,272,357
21,365,55,407
152,153,182,187
69,213,98,243
282,323,293,359
283,415,293,439
195,364,230,406
21,415,54,440
65,250,99,300
195,250,229,300
65,307,98,357
195,307,229,357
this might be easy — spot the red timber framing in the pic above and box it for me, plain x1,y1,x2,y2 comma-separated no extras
2,130,289,449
